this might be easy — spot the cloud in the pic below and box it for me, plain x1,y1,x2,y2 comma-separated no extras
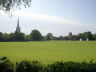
13,10,82,25
1,10,95,28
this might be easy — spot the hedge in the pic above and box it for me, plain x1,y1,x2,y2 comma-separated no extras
0,57,96,72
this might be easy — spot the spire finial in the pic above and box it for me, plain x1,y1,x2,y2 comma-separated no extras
16,17,20,33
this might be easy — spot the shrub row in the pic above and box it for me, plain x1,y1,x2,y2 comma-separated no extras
0,57,96,72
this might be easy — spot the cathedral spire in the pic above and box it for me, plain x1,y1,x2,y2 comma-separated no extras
16,18,20,33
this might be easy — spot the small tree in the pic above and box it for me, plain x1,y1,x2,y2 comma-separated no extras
30,29,42,41
45,33,53,40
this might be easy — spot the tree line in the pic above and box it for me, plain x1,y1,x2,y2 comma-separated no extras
0,30,96,41
59,32,96,41
0,57,96,72
0,29,53,41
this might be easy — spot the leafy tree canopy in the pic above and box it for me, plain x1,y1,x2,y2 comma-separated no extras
0,0,32,11
30,29,42,41
45,33,53,40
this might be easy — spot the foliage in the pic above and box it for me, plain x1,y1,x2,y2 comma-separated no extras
14,32,25,41
83,31,93,40
45,62,65,72
45,61,96,72
62,31,95,41
30,29,42,41
16,60,42,72
0,0,32,11
24,35,31,41
0,31,96,41
0,57,14,72
3,33,10,41
0,57,96,72
31,61,43,72
0,32,25,41
0,32,4,41
16,60,32,72
45,33,53,40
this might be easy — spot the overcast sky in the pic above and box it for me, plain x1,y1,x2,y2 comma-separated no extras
0,0,96,36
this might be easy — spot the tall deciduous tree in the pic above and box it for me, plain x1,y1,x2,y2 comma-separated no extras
83,31,92,40
30,29,42,41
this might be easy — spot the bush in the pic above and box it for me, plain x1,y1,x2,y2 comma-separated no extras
46,62,65,72
43,61,96,72
0,57,96,72
0,57,14,72
31,61,43,72
16,60,42,72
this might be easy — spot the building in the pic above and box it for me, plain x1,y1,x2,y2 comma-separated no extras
16,18,21,33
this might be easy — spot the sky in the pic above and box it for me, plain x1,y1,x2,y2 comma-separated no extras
0,0,96,36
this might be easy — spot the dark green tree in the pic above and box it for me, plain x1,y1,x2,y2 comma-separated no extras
14,32,25,41
92,34,96,40
45,33,53,40
24,35,30,41
30,29,42,41
0,32,4,41
83,31,93,40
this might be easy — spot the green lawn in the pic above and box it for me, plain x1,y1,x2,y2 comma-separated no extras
0,41,96,63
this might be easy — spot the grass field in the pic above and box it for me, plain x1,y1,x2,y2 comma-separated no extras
0,41,96,63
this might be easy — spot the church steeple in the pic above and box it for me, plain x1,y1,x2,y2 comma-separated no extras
16,18,20,33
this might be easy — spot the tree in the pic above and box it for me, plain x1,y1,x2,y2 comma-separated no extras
9,33,15,41
30,29,42,41
3,33,10,41
14,32,25,41
0,0,32,11
95,34,96,40
24,35,30,41
94,34,96,40
45,33,53,40
83,31,93,40
0,32,4,41
59,36,64,40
